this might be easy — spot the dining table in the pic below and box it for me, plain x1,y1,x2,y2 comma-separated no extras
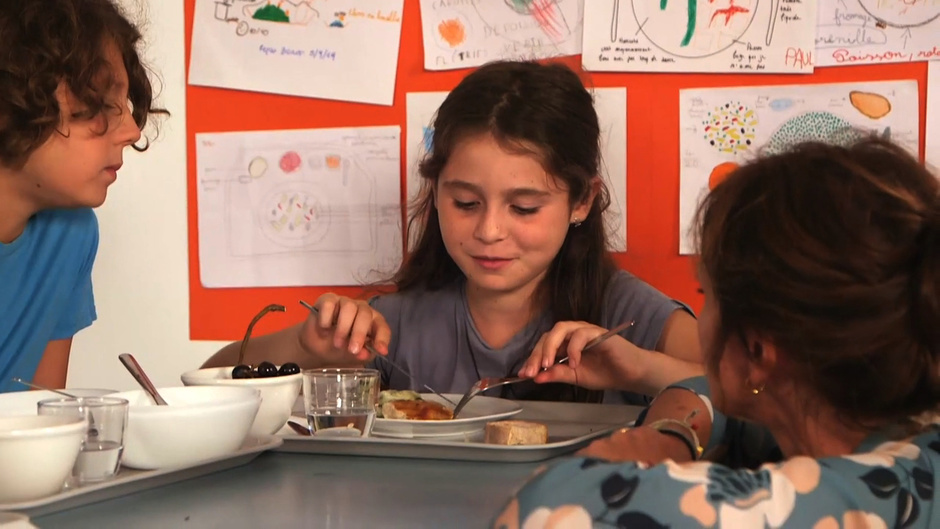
28,401,643,528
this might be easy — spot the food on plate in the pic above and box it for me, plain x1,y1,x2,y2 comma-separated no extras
485,420,548,445
381,400,454,421
375,389,455,420
378,389,422,406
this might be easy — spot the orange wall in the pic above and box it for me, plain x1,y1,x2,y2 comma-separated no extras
184,0,929,340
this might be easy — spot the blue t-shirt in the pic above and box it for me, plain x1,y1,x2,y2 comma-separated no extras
0,208,98,393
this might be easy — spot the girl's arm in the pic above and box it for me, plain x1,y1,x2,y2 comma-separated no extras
656,310,702,363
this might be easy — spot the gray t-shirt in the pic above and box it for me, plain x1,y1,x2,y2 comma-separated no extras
367,270,691,404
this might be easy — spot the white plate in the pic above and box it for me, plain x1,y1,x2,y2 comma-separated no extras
372,393,522,439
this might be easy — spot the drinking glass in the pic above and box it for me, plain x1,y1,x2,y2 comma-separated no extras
38,396,129,486
302,368,379,437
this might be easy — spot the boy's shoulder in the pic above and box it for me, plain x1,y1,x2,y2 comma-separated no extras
30,207,99,243
34,207,98,231
4,208,100,264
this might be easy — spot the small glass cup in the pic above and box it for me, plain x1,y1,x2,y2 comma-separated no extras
37,396,129,486
302,368,379,437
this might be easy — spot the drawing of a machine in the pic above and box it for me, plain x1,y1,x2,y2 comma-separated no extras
225,146,378,257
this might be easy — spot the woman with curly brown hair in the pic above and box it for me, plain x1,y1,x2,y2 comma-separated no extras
0,0,166,392
497,137,940,528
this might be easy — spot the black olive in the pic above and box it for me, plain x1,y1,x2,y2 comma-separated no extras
256,361,278,377
278,363,300,376
232,365,253,379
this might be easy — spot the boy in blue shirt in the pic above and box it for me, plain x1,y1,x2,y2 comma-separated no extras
0,0,167,391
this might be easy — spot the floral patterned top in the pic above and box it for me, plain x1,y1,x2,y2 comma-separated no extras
493,377,940,529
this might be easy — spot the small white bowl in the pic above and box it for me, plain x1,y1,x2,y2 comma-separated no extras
0,415,87,503
109,386,261,470
0,389,117,417
180,367,302,436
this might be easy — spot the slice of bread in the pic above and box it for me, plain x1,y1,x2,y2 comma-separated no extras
485,420,549,445
381,399,454,420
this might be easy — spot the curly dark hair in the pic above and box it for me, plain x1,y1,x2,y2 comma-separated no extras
694,137,940,425
0,0,167,169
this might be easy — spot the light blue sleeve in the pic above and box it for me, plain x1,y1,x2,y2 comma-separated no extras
50,211,99,340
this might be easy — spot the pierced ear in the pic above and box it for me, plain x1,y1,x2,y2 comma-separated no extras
744,332,777,388
572,177,600,222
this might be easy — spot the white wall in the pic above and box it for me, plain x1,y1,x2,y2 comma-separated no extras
67,0,226,391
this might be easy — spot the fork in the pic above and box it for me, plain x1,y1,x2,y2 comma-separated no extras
451,320,635,418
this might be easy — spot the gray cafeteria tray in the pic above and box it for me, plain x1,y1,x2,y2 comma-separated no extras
275,400,641,462
0,435,282,517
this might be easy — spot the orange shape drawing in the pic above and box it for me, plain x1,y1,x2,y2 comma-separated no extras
709,162,739,190
280,151,301,173
438,18,466,48
325,154,342,169
849,91,891,119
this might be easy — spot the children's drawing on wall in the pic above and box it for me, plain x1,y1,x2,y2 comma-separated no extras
592,87,628,252
420,0,584,70
927,62,940,170
232,0,321,24
190,0,404,105
196,126,402,287
815,0,940,66
404,88,628,251
583,0,818,72
678,80,919,253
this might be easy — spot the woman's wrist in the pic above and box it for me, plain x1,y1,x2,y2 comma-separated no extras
649,427,699,462
645,416,703,461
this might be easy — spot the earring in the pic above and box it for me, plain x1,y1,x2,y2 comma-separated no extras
746,378,765,395
571,217,582,227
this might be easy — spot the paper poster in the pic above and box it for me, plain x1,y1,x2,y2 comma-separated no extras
404,87,628,251
678,81,919,254
420,0,583,71
815,0,940,66
594,87,629,252
188,0,404,105
582,0,818,73
928,62,940,171
196,126,403,287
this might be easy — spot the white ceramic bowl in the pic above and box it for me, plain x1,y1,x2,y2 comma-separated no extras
0,415,86,503
180,367,302,436
0,389,116,417
108,386,261,470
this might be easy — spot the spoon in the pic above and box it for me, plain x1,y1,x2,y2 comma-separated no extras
118,353,168,406
287,420,311,436
12,378,100,438
11,378,79,398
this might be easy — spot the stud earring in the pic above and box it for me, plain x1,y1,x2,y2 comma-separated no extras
571,217,582,227
746,378,765,395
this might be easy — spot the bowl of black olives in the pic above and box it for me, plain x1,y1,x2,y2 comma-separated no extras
180,364,302,437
